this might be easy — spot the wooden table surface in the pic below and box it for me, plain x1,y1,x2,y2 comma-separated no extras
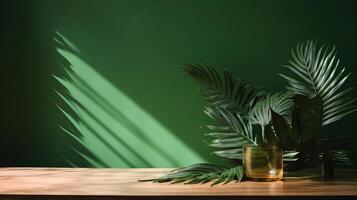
0,168,357,199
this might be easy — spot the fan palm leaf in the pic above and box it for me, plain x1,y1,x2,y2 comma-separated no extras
280,41,357,126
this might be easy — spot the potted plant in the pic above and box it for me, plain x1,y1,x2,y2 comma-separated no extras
144,41,355,185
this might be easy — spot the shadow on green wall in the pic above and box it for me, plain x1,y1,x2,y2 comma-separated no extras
54,33,206,167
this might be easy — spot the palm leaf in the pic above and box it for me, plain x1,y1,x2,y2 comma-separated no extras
265,95,323,163
248,92,293,143
184,63,263,113
249,92,293,126
141,163,243,186
280,41,357,126
204,106,256,159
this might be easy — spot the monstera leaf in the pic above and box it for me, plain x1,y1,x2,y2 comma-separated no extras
249,92,293,143
269,95,323,147
269,94,350,170
291,95,323,141
269,110,294,149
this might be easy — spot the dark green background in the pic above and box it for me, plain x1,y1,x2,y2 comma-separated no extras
1,0,357,167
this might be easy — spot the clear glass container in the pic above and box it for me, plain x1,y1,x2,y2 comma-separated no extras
243,145,283,181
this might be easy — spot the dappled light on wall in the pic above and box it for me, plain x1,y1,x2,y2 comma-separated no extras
54,33,205,167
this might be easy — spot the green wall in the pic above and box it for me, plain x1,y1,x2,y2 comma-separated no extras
1,0,357,167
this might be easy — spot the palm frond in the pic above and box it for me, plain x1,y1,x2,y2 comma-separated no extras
141,163,243,186
280,41,357,126
249,92,293,128
204,106,256,159
283,151,299,162
184,63,263,114
246,92,293,145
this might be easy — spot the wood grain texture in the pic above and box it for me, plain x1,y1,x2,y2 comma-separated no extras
0,168,357,197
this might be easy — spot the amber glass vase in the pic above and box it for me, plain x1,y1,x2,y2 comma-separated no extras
243,145,283,181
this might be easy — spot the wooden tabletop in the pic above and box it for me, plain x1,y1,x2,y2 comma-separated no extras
0,168,357,199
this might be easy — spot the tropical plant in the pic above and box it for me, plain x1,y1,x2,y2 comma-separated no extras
187,65,301,163
146,41,355,185
248,92,293,143
280,41,357,126
143,65,296,184
278,41,356,171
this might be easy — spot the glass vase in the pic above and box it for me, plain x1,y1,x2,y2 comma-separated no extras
243,145,283,181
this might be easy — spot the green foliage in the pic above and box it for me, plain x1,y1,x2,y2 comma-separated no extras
249,92,293,128
268,90,350,170
147,41,355,185
184,63,263,114
291,95,323,141
204,107,256,159
248,92,293,144
187,68,296,160
142,163,243,186
285,135,351,171
186,65,294,160
280,41,357,126
269,95,323,146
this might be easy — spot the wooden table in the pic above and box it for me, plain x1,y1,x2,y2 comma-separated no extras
0,168,357,200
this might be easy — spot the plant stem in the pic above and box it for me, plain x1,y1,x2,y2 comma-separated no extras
321,153,334,179
261,124,265,143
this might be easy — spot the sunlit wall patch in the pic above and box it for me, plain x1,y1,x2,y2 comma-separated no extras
54,33,206,167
